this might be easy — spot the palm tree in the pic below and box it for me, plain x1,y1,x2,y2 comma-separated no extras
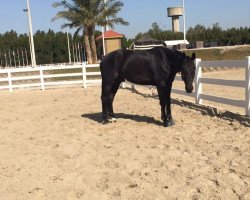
52,0,128,64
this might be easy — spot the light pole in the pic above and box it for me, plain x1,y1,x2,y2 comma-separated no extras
67,28,72,63
24,0,36,67
102,26,106,56
102,0,107,56
182,0,186,42
4,53,7,67
104,0,109,32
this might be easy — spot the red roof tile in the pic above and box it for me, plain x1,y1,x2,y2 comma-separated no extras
96,30,123,40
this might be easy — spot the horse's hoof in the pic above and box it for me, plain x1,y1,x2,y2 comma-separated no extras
164,118,175,127
102,117,117,124
102,118,110,124
108,117,117,122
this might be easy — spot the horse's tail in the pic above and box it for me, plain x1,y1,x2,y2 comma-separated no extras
100,50,126,83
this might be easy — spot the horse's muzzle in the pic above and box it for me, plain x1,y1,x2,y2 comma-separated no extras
185,85,193,93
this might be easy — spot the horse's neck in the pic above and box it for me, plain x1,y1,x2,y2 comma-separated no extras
172,54,184,73
164,50,183,73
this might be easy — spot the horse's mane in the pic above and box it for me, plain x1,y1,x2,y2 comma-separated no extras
151,47,185,71
153,46,185,59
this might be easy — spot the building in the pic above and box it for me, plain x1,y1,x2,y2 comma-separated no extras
167,7,183,33
164,40,189,49
96,30,123,57
130,34,163,50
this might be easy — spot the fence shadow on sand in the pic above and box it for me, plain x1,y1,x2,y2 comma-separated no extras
127,87,250,127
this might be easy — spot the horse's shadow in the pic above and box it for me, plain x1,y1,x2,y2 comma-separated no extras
128,87,250,127
81,112,163,126
82,87,250,127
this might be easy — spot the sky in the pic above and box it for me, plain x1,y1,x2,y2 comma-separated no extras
1,0,250,39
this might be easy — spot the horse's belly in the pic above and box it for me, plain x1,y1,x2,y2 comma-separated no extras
125,76,155,85
123,59,155,85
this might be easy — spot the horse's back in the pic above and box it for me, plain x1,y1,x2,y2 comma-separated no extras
100,47,177,86
121,51,156,85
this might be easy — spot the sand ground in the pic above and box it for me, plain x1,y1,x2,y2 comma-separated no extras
0,69,249,200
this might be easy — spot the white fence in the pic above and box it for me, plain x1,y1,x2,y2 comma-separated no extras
0,58,249,116
0,63,101,92
195,57,250,116
129,57,250,116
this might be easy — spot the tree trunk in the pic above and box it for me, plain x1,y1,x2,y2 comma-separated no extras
88,26,98,64
83,29,92,64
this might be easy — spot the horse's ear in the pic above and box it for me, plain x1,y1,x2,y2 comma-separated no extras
191,52,196,60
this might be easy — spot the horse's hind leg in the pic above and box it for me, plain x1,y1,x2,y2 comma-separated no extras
157,86,174,127
101,83,113,123
108,79,122,120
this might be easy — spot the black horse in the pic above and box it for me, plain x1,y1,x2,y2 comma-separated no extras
100,47,196,127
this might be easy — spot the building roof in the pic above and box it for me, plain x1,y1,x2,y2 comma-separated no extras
164,40,189,46
135,34,162,45
96,30,123,40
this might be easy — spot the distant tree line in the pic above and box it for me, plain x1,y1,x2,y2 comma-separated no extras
186,23,250,46
0,29,87,67
132,22,250,47
1,23,250,67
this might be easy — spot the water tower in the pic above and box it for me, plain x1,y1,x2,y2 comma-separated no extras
167,7,183,32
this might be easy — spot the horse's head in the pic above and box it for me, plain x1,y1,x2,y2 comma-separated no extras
181,52,196,93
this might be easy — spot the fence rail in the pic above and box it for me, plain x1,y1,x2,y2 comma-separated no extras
195,57,250,116
0,63,101,92
0,58,249,116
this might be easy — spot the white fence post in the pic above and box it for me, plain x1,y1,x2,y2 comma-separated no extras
246,56,250,116
39,67,45,90
82,62,87,88
195,58,202,104
7,70,13,92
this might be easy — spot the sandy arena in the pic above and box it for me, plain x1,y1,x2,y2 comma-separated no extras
0,69,249,200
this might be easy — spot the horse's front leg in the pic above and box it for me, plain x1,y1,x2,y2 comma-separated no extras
107,80,122,122
165,85,175,127
156,85,168,127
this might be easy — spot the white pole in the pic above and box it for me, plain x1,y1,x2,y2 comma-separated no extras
82,62,87,88
78,42,81,62
26,0,36,67
7,71,13,92
182,0,186,42
72,44,76,63
28,31,33,66
39,67,45,90
17,49,21,67
246,56,250,116
9,51,12,67
102,26,106,56
102,0,107,56
13,51,17,68
67,29,72,63
75,43,79,62
22,50,25,66
104,0,109,31
4,53,8,67
80,44,83,62
25,48,29,66
195,58,202,104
